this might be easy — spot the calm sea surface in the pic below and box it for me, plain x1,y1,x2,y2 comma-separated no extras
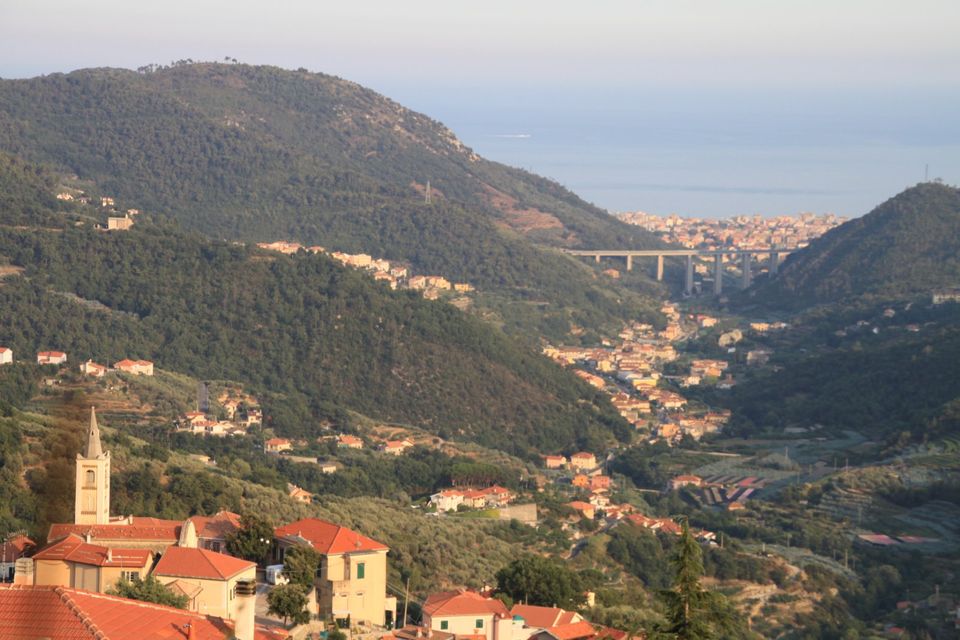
393,86,960,219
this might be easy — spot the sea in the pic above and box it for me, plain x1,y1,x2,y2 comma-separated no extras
389,85,960,219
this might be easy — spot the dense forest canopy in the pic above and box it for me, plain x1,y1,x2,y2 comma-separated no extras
0,155,629,454
745,183,960,309
0,64,667,340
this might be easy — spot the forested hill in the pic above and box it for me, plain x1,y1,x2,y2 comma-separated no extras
0,159,629,456
0,63,665,338
746,183,960,309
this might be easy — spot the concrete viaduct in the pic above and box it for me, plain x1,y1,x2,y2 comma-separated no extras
565,248,792,295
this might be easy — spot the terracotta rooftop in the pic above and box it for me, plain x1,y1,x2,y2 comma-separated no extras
542,621,600,640
1,534,36,562
0,584,287,640
510,604,581,629
153,547,255,581
33,535,151,568
274,518,387,555
422,589,509,617
49,517,182,543
186,511,242,540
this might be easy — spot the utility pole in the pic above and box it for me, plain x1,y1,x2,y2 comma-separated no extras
402,576,410,627
425,180,432,204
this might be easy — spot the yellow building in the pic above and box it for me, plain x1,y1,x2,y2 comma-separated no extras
274,518,389,626
32,534,152,592
152,546,256,620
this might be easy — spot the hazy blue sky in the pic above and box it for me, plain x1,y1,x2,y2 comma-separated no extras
2,1,958,217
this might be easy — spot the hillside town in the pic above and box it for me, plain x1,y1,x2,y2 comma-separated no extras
0,407,685,640
544,303,736,445
616,211,847,251
257,242,475,301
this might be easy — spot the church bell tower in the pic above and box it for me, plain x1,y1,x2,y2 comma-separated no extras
75,407,111,525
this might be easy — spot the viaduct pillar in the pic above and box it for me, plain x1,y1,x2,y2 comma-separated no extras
741,253,752,289
713,254,723,295
594,254,601,264
684,255,694,295
626,255,633,271
769,251,779,275
656,255,664,281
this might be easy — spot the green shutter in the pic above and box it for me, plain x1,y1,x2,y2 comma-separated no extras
357,562,365,579
441,621,449,630
476,619,484,628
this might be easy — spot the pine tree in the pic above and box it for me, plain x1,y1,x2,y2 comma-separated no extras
658,519,743,640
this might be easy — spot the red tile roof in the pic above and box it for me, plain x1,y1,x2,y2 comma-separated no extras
1,535,35,562
49,517,182,544
274,518,387,555
510,604,580,628
187,511,242,540
153,547,255,580
33,535,151,568
0,584,288,640
543,621,599,640
422,589,509,617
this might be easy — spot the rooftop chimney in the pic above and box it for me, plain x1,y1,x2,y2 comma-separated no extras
233,580,257,640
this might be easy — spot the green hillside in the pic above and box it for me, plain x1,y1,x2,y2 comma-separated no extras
0,63,665,339
746,183,960,309
0,157,628,456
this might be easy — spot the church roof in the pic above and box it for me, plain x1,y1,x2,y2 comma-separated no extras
82,406,104,459
49,517,182,544
33,534,151,568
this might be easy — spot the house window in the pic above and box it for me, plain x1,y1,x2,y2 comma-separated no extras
356,562,365,580
120,571,140,582
440,621,449,631
85,470,96,487
476,619,484,629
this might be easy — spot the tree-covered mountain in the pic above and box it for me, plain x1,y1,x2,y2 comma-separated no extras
719,320,960,443
746,183,960,309
0,63,665,339
0,156,628,456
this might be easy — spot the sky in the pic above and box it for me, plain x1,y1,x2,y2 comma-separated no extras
2,1,959,217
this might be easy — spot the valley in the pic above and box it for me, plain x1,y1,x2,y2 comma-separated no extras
0,63,958,640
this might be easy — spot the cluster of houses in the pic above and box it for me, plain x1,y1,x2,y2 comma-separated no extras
257,242,475,300
3,408,393,639
0,348,157,378
177,407,261,437
389,589,639,640
174,390,263,438
264,433,416,457
681,358,729,386
543,305,733,445
618,211,844,254
429,485,514,512
0,407,717,640
56,190,140,231
81,358,155,377
538,452,632,524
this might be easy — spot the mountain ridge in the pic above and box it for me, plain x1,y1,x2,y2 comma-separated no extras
745,182,960,309
0,62,666,339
